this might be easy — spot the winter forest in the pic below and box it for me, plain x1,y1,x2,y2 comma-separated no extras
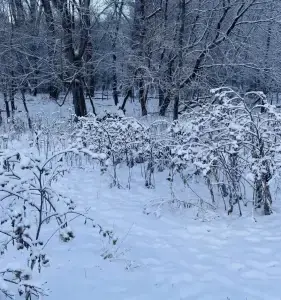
1,0,281,299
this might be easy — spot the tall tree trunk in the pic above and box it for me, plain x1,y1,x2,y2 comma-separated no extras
54,0,90,117
21,89,32,130
9,72,16,112
72,77,87,118
10,94,16,112
159,57,173,116
173,0,185,120
158,0,169,113
120,87,133,113
85,40,95,97
173,92,179,120
159,93,171,116
264,16,272,95
4,92,10,119
158,86,164,107
112,53,119,106
133,0,148,116
112,1,124,106
28,0,41,97
42,0,60,99
139,78,147,116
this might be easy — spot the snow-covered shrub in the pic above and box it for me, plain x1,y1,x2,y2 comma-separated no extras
0,143,115,299
72,113,148,187
72,113,173,189
169,95,246,215
169,87,281,215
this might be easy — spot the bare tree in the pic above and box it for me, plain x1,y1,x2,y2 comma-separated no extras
51,0,92,118
42,0,61,99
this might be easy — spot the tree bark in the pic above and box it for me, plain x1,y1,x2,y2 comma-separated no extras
42,0,60,99
4,92,10,119
72,78,87,118
112,1,124,106
133,0,149,116
9,72,16,112
173,0,185,120
158,86,164,107
112,53,119,106
120,88,133,113
85,40,95,97
139,78,147,116
21,89,32,130
53,0,90,117
159,93,171,116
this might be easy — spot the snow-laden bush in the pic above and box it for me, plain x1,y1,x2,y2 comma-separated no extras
169,88,281,215
73,113,173,189
0,141,116,299
72,112,145,186
73,112,163,187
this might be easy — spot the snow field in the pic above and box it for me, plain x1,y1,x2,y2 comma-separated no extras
1,92,281,300
38,168,281,300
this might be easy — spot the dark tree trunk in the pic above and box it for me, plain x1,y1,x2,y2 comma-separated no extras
85,40,95,97
159,50,174,116
173,0,185,120
139,78,147,116
159,86,164,107
173,92,179,120
60,0,89,116
159,92,171,116
112,54,119,106
32,86,38,97
49,85,60,100
133,0,149,116
72,78,87,119
11,97,16,112
9,78,16,112
263,180,272,215
27,0,40,98
48,0,91,115
111,1,124,106
120,88,133,113
21,89,32,130
4,92,10,119
158,0,169,114
42,0,60,100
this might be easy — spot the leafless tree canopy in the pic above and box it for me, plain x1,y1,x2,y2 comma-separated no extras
0,0,280,118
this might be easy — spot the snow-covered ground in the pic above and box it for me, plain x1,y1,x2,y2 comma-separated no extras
44,169,281,300
0,91,171,131
1,93,281,300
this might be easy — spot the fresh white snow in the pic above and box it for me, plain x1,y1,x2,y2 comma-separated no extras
1,94,281,300
31,168,281,300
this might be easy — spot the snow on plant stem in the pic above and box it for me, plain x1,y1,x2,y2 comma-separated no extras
0,142,116,299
